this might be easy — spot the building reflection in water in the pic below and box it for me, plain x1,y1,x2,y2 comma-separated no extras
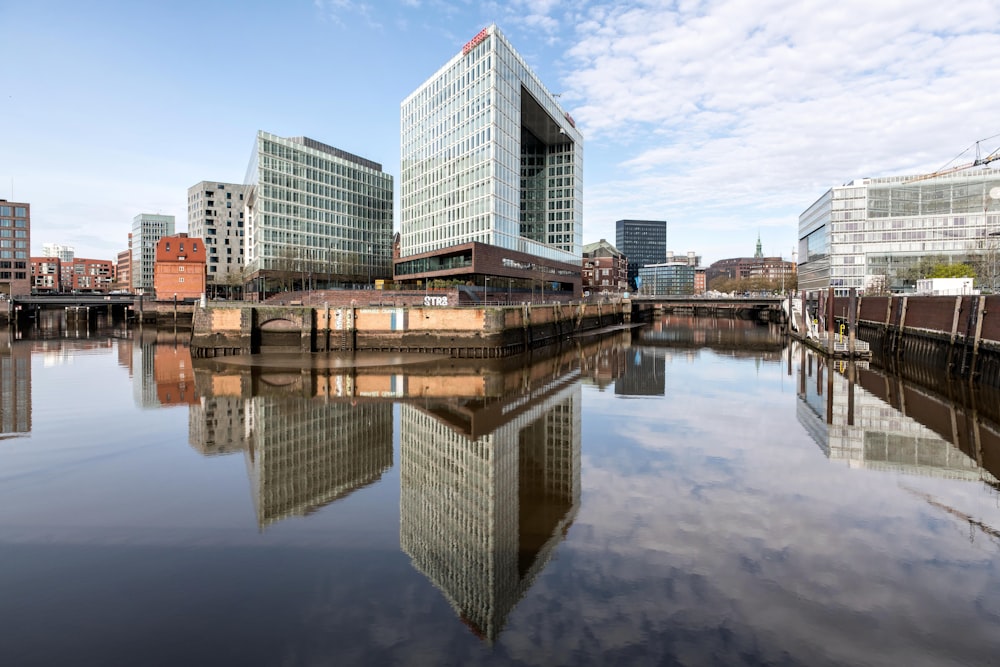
617,316,787,397
186,361,394,530
637,315,787,354
244,397,393,529
795,341,1000,487
188,335,622,640
397,341,600,643
129,328,198,408
1,310,135,439
0,331,31,439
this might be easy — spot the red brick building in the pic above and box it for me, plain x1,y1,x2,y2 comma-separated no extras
30,256,61,293
31,257,115,293
66,258,115,292
582,239,628,294
694,267,706,295
0,200,30,297
153,233,206,301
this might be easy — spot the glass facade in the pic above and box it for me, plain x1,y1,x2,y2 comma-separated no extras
399,24,583,267
243,132,393,290
638,262,696,296
798,169,1000,294
616,219,667,288
131,213,175,295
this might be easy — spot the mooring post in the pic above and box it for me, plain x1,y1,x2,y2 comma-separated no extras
970,295,987,378
844,360,856,426
826,287,835,335
848,288,857,356
896,296,909,362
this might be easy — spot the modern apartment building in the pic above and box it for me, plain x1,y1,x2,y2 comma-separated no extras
0,200,30,297
616,219,666,290
42,243,74,263
395,25,584,298
131,213,175,295
30,256,61,293
187,181,249,296
116,237,131,292
798,168,1000,295
243,132,393,300
33,257,115,293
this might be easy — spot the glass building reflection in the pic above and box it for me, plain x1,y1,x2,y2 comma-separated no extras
795,342,1000,486
244,397,392,529
186,363,394,530
399,358,583,643
182,337,619,636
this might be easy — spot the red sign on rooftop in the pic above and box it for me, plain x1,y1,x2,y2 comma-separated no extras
463,27,489,55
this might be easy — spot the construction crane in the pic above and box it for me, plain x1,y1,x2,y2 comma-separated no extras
906,136,1000,183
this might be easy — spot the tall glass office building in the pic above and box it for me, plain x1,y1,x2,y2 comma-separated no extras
616,219,667,289
131,213,175,296
243,132,393,299
396,25,584,296
798,168,1000,295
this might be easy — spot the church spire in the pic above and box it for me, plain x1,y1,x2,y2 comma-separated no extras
754,232,763,259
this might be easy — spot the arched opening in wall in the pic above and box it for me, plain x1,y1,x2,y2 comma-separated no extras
258,317,301,353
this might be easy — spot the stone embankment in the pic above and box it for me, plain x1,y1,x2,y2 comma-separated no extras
190,300,631,358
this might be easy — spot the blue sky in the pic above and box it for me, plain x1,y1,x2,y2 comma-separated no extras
2,0,1000,264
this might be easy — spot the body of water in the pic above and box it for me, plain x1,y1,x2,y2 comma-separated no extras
1,314,999,666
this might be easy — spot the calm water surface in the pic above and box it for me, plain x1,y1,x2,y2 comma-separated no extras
1,315,999,666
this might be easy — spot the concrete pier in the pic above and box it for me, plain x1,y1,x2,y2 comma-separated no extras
190,301,630,358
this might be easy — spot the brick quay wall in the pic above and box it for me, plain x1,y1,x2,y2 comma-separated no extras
831,294,1000,386
190,299,631,358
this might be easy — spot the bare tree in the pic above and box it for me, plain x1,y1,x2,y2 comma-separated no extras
973,235,1000,293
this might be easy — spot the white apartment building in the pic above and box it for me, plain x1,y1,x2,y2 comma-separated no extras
42,243,74,262
187,181,249,294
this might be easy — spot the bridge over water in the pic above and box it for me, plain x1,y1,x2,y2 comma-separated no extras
630,295,787,323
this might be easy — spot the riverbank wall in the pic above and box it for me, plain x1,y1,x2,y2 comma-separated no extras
831,294,1000,385
190,301,631,358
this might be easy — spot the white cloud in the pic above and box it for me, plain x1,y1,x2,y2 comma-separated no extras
523,0,1000,258
314,0,384,29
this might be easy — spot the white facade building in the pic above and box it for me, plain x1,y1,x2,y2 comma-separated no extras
798,168,1000,295
42,243,74,263
396,25,583,293
187,181,249,292
131,213,175,295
